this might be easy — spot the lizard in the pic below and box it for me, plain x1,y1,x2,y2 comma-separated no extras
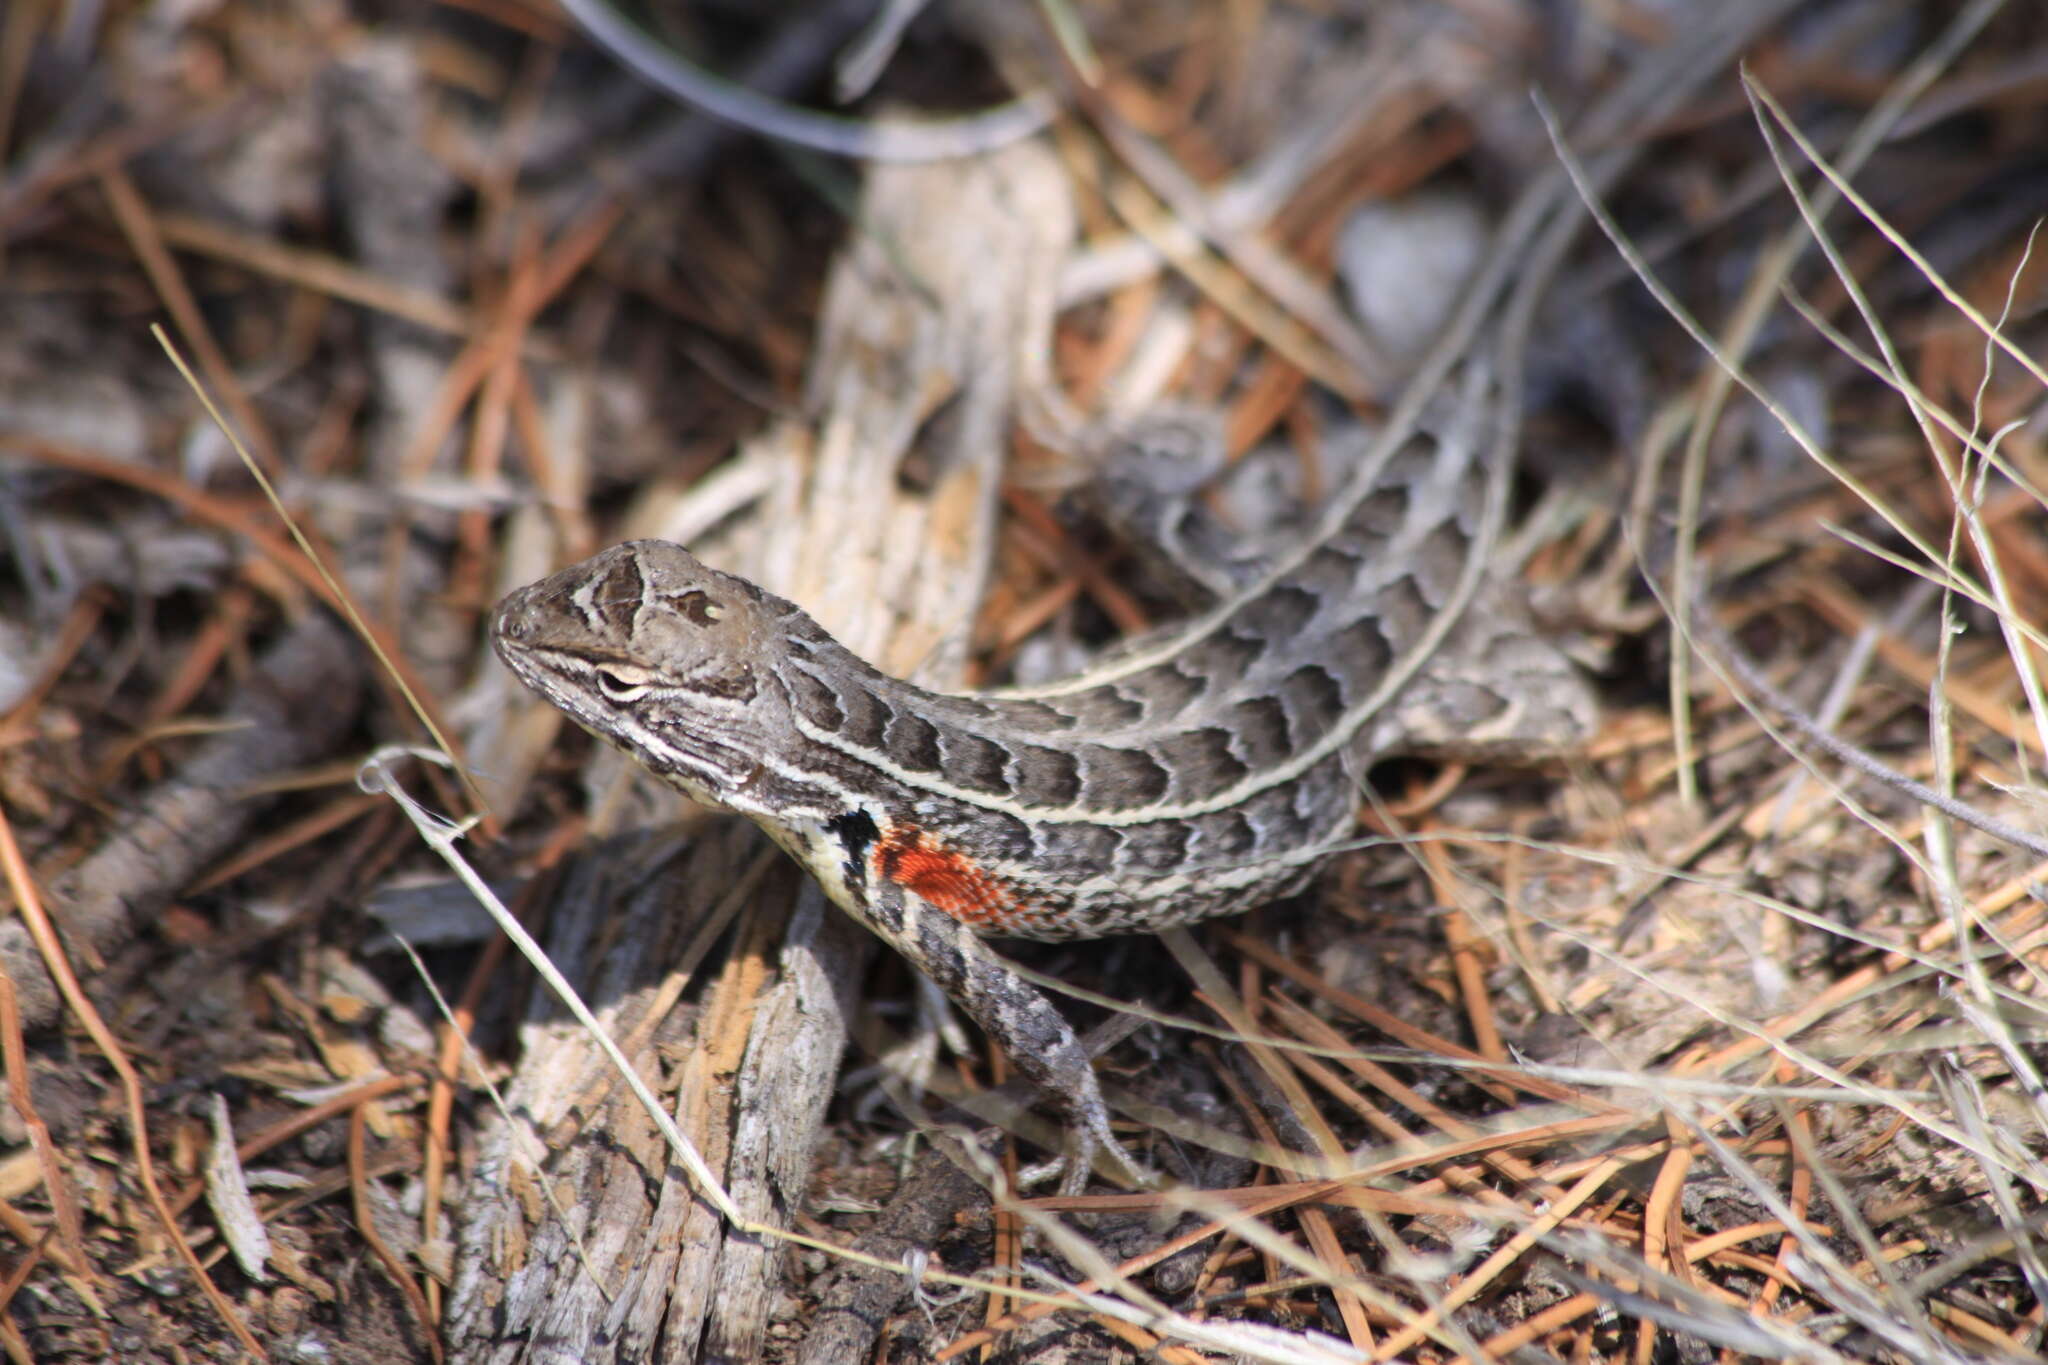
489,360,1595,1195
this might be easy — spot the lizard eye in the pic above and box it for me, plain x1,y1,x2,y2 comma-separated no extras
594,665,652,702
676,590,724,625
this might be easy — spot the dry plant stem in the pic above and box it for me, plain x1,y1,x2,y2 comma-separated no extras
0,969,85,1282
1638,1123,1694,1365
1754,85,2048,403
1759,100,2048,932
1545,895,2032,1193
1171,937,1342,1177
0,805,267,1360
1072,84,1378,395
1198,996,1376,1352
348,1105,442,1364
0,1198,76,1295
1657,0,2000,814
0,587,106,740
1100,175,1364,398
451,240,542,599
99,166,281,473
417,873,519,1325
1364,1156,1623,1364
1546,99,2048,864
477,41,561,259
1054,55,1437,309
396,199,623,480
985,1100,1021,1342
0,1,35,228
371,759,744,1221
1757,1074,1815,1324
5,432,475,808
1704,1115,1937,1358
1225,932,1627,1116
1263,995,1563,1202
1798,578,2048,764
1745,61,2048,772
0,614,361,1027
152,212,481,339
1759,579,1938,846
558,0,1054,159
151,328,496,832
1675,861,2048,1090
599,0,936,186
184,792,383,894
999,485,1152,635
94,584,260,787
1424,838,1505,1062
0,1312,34,1365
1688,609,2048,862
1048,10,1407,373
946,1157,1568,1360
1050,1124,1667,1293
0,88,229,236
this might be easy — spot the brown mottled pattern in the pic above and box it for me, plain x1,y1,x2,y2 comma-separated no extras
489,400,1594,945
490,386,1599,1195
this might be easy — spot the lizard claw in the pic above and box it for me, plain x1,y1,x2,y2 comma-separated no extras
1055,1094,1156,1196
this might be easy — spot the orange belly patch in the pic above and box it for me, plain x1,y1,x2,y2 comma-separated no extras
872,825,1041,934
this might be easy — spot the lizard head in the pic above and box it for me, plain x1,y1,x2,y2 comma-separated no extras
490,539,792,807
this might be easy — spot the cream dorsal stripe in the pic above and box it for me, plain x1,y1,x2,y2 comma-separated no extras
490,375,1592,1192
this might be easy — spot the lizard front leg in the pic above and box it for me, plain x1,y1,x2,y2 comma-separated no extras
855,874,1145,1196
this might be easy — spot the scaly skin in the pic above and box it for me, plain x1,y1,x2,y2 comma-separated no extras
490,376,1591,1190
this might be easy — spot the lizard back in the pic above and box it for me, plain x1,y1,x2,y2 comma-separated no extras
490,369,1585,941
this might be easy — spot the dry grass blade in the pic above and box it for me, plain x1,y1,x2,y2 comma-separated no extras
1548,22,2048,1349
14,4,2048,1359
1657,0,2007,813
150,328,492,825
1743,66,2048,774
100,168,281,474
0,807,267,1359
359,751,745,1227
0,972,85,1285
346,1106,442,1364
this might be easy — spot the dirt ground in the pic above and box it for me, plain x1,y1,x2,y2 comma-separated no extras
4,2,2048,1361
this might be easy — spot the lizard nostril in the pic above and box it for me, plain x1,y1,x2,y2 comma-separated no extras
490,594,534,643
